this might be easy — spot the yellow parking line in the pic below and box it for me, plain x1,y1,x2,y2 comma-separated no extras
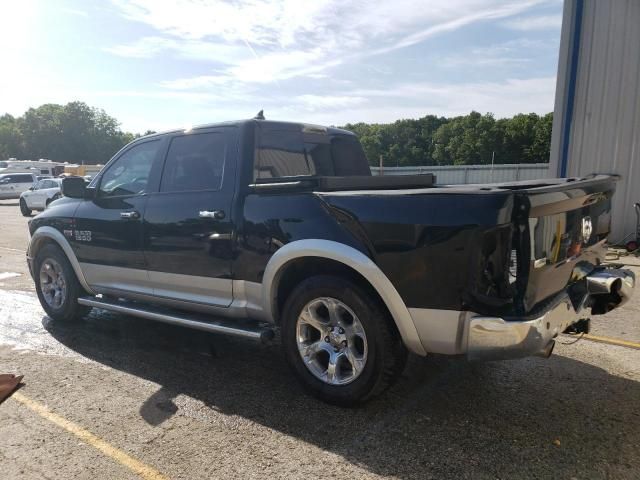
582,334,640,350
11,391,168,480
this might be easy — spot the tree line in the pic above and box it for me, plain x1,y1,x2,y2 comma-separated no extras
0,102,153,165
344,111,553,167
0,101,553,166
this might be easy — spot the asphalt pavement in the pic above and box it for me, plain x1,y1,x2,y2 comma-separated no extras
1,199,639,480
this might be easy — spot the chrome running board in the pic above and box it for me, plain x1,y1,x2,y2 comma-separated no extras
78,296,275,342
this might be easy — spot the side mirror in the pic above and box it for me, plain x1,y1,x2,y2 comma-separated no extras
61,176,87,199
29,186,35,191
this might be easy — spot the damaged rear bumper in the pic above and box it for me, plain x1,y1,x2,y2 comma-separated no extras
466,267,635,361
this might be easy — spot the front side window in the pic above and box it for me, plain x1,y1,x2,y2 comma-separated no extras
160,133,226,193
34,180,47,190
99,140,160,197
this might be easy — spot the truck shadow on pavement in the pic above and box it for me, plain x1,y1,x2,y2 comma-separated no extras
44,309,640,479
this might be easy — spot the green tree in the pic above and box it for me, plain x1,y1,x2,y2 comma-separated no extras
4,102,137,164
0,114,24,158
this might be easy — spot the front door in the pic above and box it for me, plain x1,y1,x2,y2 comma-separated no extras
72,138,165,295
143,127,238,307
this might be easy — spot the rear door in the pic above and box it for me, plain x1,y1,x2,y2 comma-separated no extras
143,127,238,307
15,174,36,196
72,138,165,295
40,179,61,207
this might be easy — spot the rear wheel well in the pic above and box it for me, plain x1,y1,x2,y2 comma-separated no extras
274,257,392,326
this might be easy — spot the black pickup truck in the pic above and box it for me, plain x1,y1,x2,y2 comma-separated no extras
27,119,635,405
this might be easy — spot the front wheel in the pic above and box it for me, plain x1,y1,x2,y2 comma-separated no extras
19,198,32,216
34,244,91,322
281,275,407,406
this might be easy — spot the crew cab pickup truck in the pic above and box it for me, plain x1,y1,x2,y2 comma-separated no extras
27,118,635,405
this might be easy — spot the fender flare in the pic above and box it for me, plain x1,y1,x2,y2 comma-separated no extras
28,226,95,295
262,239,426,356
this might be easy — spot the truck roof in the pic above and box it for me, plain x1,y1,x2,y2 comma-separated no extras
139,119,356,140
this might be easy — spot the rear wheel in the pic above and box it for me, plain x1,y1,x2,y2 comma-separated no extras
281,275,407,406
19,198,31,216
34,244,91,322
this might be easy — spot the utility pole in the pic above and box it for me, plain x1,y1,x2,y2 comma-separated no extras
491,151,495,182
379,155,384,176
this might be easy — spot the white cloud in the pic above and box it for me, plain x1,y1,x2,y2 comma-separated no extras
61,7,89,17
504,14,562,30
295,95,368,111
108,0,550,87
105,36,248,62
277,77,557,124
439,38,554,68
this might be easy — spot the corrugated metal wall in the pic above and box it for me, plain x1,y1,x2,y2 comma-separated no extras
550,0,640,244
370,164,549,184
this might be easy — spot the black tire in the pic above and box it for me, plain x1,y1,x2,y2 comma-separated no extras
281,275,407,406
19,198,32,216
34,244,91,322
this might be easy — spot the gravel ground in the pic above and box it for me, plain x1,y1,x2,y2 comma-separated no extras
1,199,639,479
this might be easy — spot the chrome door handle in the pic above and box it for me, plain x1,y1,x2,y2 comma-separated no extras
120,211,140,219
199,210,225,220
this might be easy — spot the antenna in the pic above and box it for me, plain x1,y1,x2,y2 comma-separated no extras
254,110,265,120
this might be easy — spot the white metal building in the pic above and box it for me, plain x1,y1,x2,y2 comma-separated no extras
549,0,640,243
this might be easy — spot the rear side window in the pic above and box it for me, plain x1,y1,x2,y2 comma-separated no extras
331,136,371,176
254,125,370,180
160,132,226,192
254,129,316,180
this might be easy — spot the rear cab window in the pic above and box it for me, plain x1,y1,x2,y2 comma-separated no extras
253,123,370,181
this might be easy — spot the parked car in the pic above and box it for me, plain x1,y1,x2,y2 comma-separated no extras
0,172,36,200
26,118,635,405
19,177,63,216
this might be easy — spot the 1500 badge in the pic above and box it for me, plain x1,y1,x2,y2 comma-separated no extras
64,229,92,242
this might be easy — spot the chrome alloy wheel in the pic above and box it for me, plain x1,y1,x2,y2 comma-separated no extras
296,297,368,386
39,258,67,309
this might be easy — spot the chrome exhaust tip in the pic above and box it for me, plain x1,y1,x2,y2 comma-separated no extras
587,268,635,314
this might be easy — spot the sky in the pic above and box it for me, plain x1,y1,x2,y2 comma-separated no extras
0,0,563,133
